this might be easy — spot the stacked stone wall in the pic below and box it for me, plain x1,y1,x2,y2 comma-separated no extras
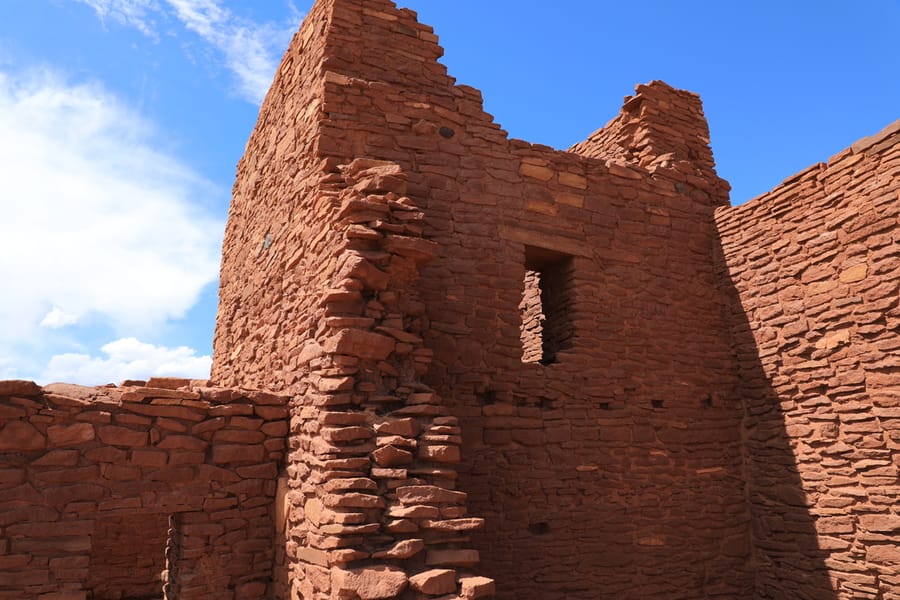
715,121,900,598
0,378,287,600
213,1,756,597
214,1,493,596
2,0,892,598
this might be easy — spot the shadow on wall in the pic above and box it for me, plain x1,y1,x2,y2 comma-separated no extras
713,235,838,600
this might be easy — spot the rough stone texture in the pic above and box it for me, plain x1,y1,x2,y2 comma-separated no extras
212,0,751,598
716,120,900,599
1,0,898,598
0,382,287,600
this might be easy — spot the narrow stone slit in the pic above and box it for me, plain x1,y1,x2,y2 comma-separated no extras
520,246,575,365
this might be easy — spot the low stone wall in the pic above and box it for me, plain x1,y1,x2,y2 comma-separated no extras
0,378,288,600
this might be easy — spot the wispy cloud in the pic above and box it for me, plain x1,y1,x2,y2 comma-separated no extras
74,0,302,103
0,67,222,379
42,337,212,385
164,0,295,103
74,0,160,37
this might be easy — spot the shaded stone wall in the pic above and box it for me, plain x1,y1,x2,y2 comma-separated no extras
0,379,287,600
716,121,900,599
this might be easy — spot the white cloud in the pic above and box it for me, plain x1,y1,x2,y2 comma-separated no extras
74,0,302,104
0,68,222,353
40,307,80,329
42,337,211,385
164,0,300,103
74,0,160,37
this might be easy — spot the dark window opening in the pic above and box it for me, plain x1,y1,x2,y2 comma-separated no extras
520,246,575,365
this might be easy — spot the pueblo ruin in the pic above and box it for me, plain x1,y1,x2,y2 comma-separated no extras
1,0,898,598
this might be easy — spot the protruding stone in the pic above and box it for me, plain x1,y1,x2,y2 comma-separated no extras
372,445,414,466
409,568,458,595
460,576,495,598
372,538,425,559
331,566,408,600
397,485,467,505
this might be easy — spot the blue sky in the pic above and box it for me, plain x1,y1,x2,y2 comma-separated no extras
1,0,898,385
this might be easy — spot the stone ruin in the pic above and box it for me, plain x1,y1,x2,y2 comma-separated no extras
1,0,898,598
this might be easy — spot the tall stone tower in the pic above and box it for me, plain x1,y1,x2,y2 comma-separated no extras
211,0,758,598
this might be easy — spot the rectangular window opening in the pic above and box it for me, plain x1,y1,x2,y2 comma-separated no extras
520,246,575,365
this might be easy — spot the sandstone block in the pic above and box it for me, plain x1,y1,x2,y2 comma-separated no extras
0,380,41,396
0,421,46,451
331,566,408,600
372,538,425,559
324,477,378,492
323,492,384,509
419,443,460,463
409,568,457,595
372,445,414,467
386,504,441,519
397,485,466,505
460,576,495,598
325,329,395,361
422,518,485,532
375,418,420,437
867,544,900,562
519,160,554,181
323,426,373,442
211,444,265,463
859,514,900,533
839,263,868,282
97,425,148,447
559,172,587,189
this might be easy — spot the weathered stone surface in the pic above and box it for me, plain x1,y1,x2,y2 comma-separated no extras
324,329,395,361
397,485,467,505
0,421,46,451
331,566,408,600
47,423,95,446
0,380,42,397
372,538,425,560
372,445,414,467
409,568,457,595
460,576,496,599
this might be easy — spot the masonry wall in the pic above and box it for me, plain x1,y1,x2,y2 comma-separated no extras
212,1,756,597
715,121,900,598
214,2,494,598
0,378,287,600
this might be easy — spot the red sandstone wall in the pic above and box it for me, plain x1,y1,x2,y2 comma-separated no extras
716,121,900,598
212,0,335,392
212,1,755,597
0,378,287,600
215,3,494,598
